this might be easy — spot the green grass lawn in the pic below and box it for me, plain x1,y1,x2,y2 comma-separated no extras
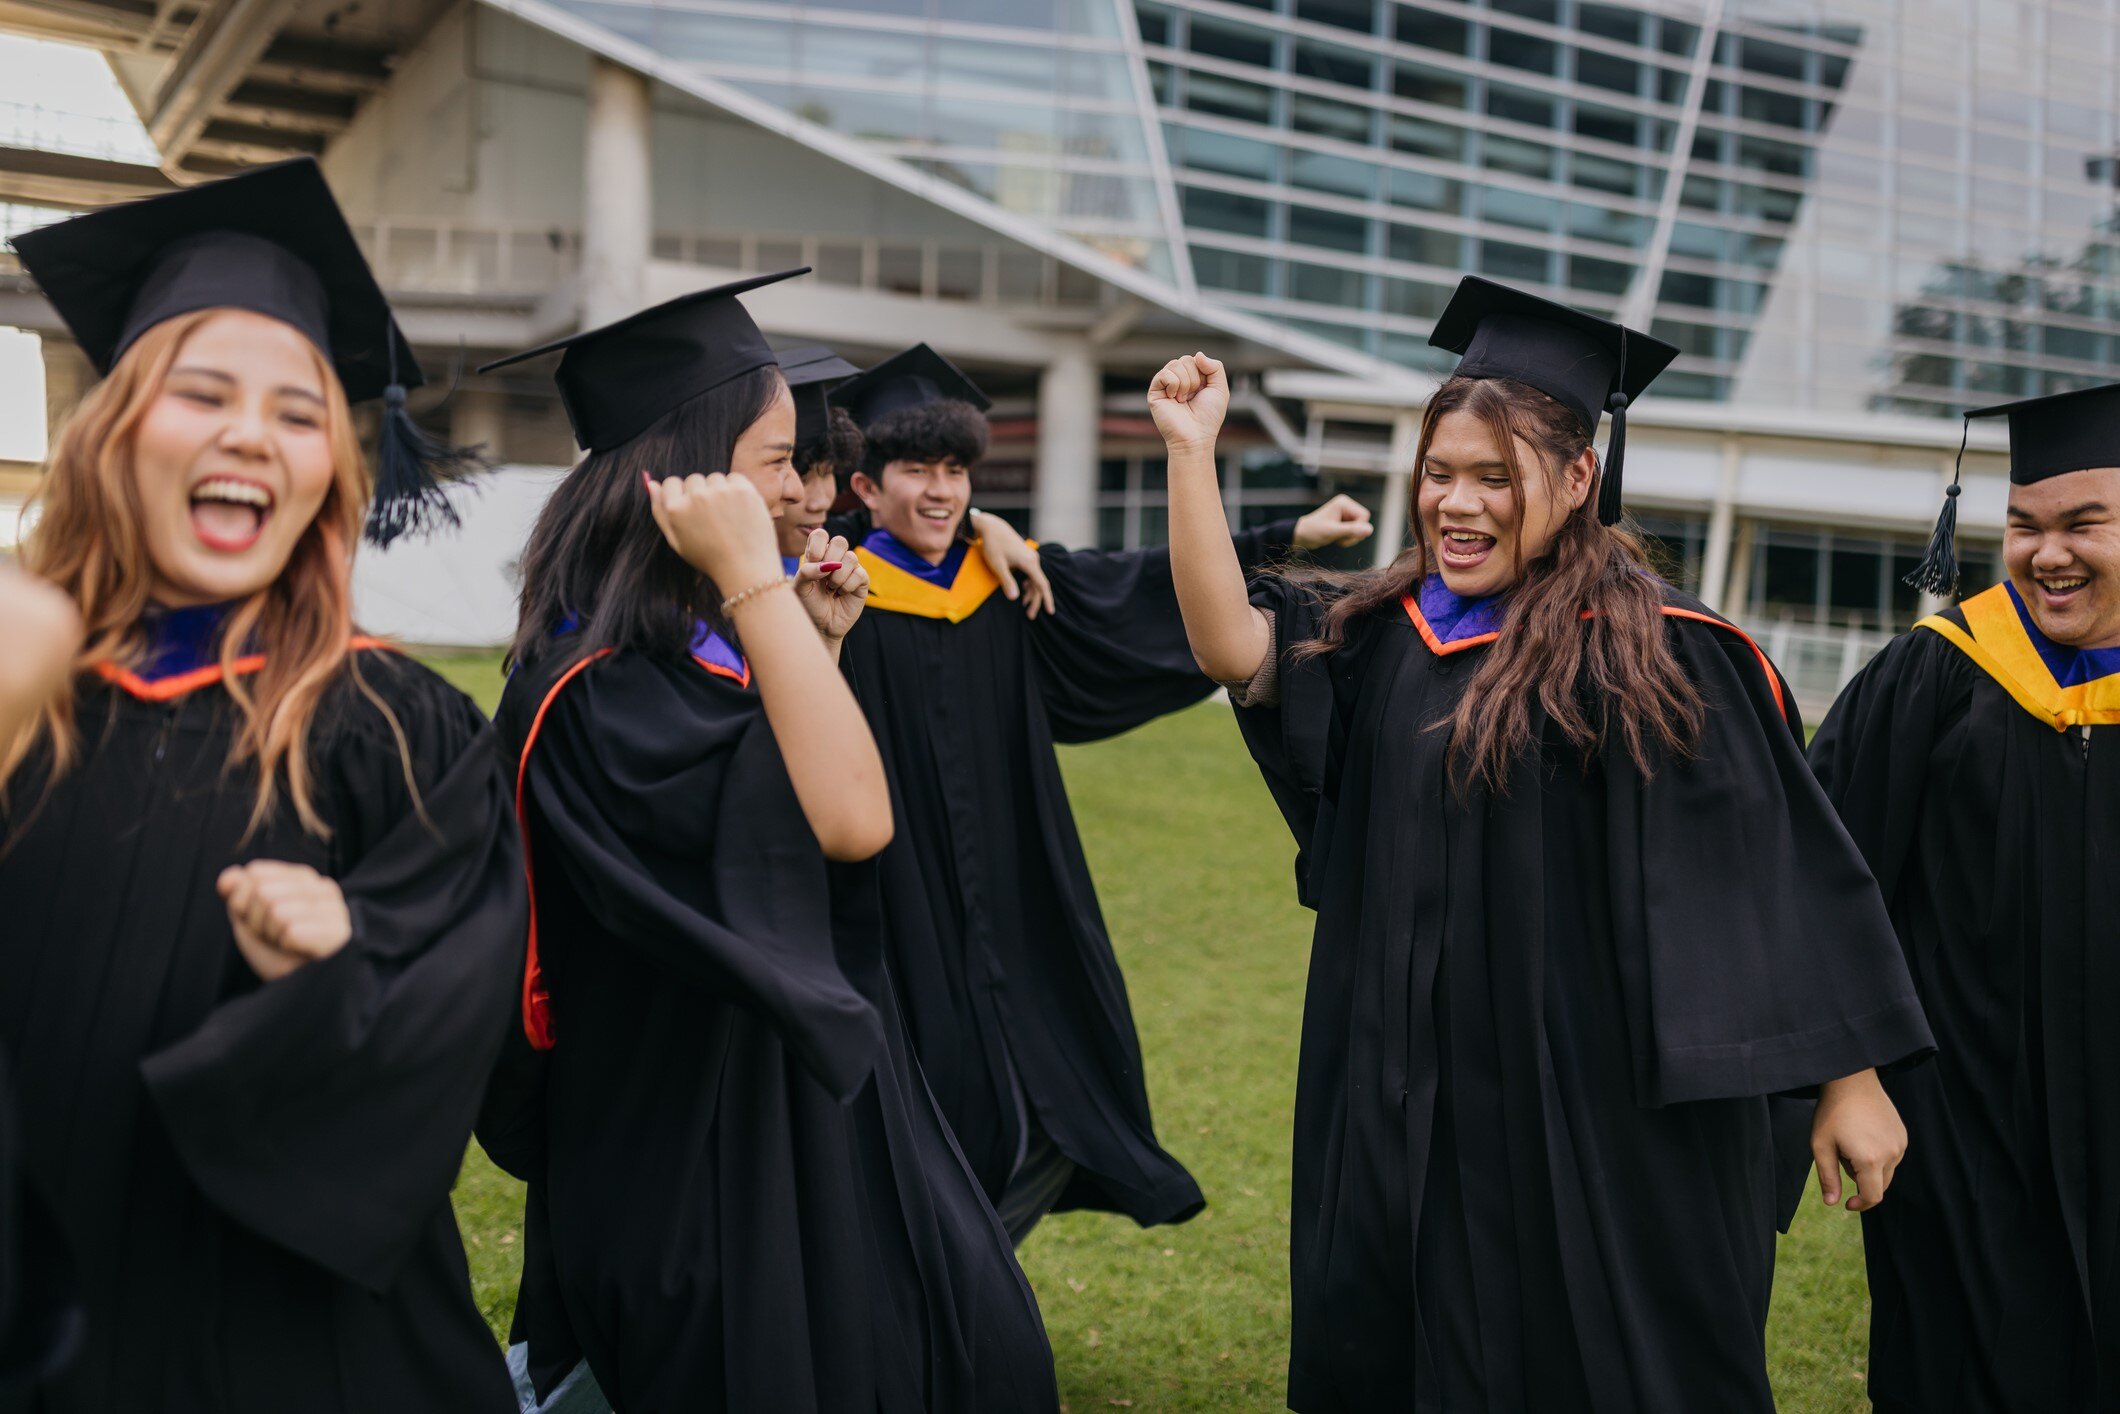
426,653,1872,1412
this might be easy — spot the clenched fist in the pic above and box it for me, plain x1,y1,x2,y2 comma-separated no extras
1148,352,1230,453
1294,494,1376,551
218,860,352,983
645,472,786,593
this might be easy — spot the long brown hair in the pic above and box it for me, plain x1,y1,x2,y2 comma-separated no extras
1294,374,1705,794
7,308,376,836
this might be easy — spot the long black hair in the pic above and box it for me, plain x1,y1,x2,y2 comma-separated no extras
511,364,787,674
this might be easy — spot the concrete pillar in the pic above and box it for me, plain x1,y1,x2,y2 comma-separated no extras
1697,435,1742,608
1034,340,1099,547
450,387,509,464
1371,408,1420,568
581,57,653,329
41,335,95,450
1720,515,1759,621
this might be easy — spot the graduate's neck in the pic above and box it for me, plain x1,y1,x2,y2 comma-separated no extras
874,511,963,566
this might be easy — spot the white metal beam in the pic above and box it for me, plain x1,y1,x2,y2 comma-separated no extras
473,0,1428,400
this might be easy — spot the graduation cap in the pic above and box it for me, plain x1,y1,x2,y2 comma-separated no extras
9,157,476,548
1905,381,2120,596
829,343,991,430
775,343,861,449
1428,276,1678,526
479,270,806,453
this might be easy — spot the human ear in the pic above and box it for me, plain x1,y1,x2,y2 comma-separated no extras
1563,447,1597,512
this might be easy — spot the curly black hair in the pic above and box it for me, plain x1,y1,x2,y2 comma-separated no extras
860,398,990,478
796,406,864,479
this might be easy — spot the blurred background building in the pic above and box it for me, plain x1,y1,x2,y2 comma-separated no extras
1,0,2116,711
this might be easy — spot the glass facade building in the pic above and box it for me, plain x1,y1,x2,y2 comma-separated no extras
521,0,2120,421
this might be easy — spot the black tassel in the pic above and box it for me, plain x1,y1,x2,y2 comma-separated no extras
1597,326,1629,526
1903,418,1970,598
364,338,489,549
1597,391,1628,526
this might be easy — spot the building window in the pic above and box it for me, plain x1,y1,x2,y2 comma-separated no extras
1482,134,1555,179
1383,275,1451,319
1480,238,1553,283
1183,186,1275,237
1295,0,1376,34
1389,222,1462,266
1173,125,1280,180
1485,84,1556,127
1185,72,1275,122
1633,513,1707,594
1089,452,1320,550
1291,94,1374,142
1289,260,1369,307
1288,204,1371,252
1574,50,1641,95
1395,5,1469,54
1389,113,1468,160
1568,253,1634,294
1388,166,1466,213
1576,4,1641,45
1488,28,1559,76
1291,150,1378,198
1292,39,1376,90
1393,61,1468,109
1189,16,1275,67
1741,525,1971,633
1193,245,1275,293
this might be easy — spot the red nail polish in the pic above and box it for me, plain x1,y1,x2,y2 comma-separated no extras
816,561,843,573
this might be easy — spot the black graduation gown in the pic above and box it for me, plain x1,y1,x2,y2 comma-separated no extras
1810,593,2120,1412
835,522,1293,1228
0,649,522,1414
1235,579,1933,1414
488,646,1057,1414
0,1052,79,1392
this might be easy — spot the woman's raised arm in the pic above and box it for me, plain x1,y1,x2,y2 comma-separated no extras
1148,352,1273,683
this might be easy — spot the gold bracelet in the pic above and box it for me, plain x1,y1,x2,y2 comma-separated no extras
720,574,792,615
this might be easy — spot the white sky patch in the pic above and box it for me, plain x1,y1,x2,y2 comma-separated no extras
0,34,157,163
0,36,152,464
0,330,47,462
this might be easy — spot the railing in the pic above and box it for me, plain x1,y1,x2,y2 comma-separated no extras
0,100,158,166
349,218,1105,308
1740,614,1900,714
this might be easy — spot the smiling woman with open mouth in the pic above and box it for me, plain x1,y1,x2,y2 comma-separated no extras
0,159,522,1414
1152,276,1931,1414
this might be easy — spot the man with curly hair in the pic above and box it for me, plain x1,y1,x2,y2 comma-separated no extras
830,343,1372,1242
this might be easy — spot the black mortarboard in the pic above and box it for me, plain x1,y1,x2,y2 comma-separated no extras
1428,276,1678,525
479,269,806,453
10,157,479,548
829,343,991,430
775,343,861,448
1970,383,2120,485
1905,381,2120,596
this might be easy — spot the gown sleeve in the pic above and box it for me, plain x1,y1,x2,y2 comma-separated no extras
1225,574,1345,909
139,657,526,1294
1806,628,1967,904
1602,617,1935,1110
514,653,883,1101
1032,520,1296,744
